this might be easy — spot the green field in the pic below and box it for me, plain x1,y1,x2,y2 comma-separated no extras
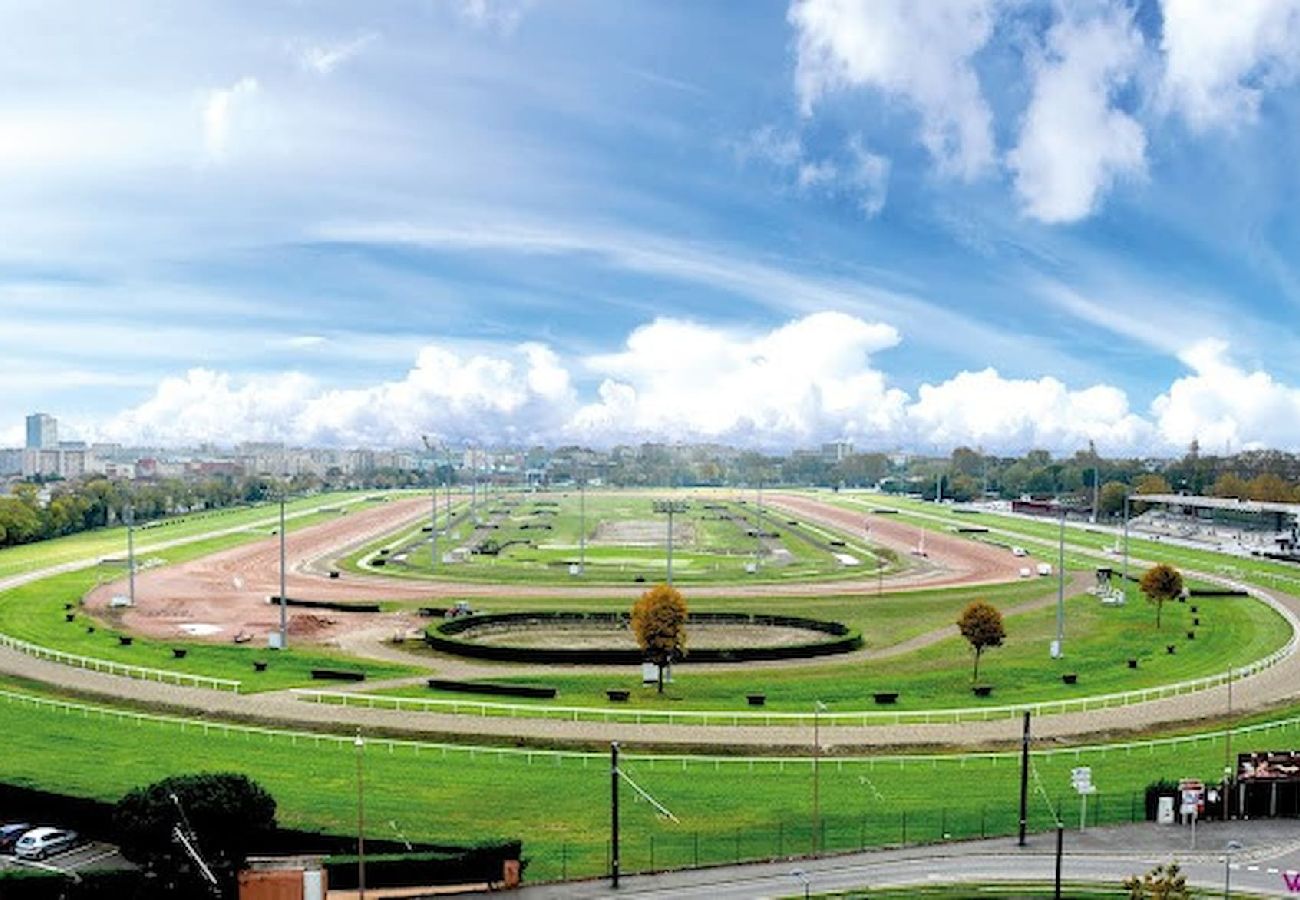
0,499,422,691
387,581,1286,711
340,491,896,585
0,678,1293,883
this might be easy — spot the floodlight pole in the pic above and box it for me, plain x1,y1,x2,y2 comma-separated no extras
652,500,687,585
610,741,620,889
1018,711,1031,846
421,436,438,571
755,479,763,570
355,730,367,900
812,702,822,855
1122,494,1130,592
579,473,586,575
1055,507,1065,654
1053,824,1063,899
279,490,288,649
126,504,136,607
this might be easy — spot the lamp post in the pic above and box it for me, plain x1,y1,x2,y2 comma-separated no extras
1224,839,1243,898
578,471,586,575
754,479,763,571
1122,493,1130,595
652,499,688,585
420,436,438,571
355,730,367,900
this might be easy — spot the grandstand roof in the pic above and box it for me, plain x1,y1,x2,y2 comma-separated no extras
1137,494,1300,516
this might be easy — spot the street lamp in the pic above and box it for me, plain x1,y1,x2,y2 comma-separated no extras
652,499,688,585
1224,839,1243,898
578,470,586,576
1053,506,1065,658
420,436,439,572
1122,493,1130,595
811,700,826,855
355,730,367,900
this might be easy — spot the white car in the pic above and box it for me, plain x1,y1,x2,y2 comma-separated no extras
14,827,78,860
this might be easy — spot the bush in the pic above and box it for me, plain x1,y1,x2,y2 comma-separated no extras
1143,778,1180,820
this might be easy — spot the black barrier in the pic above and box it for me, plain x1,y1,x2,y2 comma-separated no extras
424,611,861,664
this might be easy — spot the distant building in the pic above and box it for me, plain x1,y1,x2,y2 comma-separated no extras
821,440,854,464
25,413,57,449
0,448,22,476
21,447,89,479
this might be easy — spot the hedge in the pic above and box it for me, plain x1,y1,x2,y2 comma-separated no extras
269,596,383,613
326,842,522,890
424,611,861,664
427,679,557,699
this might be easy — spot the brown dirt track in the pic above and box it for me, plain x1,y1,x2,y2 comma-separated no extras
84,492,1029,645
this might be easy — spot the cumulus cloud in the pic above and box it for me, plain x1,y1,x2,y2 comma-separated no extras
1160,0,1300,129
1152,338,1300,450
202,76,259,162
907,369,1153,451
789,0,997,179
570,312,909,446
91,315,1300,454
1009,6,1147,223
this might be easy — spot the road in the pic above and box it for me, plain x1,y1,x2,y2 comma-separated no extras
510,820,1300,898
0,840,133,881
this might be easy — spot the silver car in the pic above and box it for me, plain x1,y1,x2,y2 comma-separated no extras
14,827,78,860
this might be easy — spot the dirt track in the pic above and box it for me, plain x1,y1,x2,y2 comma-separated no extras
84,492,1030,645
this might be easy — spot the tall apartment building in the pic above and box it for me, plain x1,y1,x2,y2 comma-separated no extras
25,413,57,449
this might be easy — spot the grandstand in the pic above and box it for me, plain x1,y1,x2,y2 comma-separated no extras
1132,494,1300,561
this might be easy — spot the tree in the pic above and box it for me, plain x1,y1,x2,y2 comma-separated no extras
1212,472,1250,499
1134,474,1172,495
1123,861,1189,899
1139,563,1183,629
631,584,688,693
114,773,277,895
957,601,1005,683
1098,481,1129,518
1246,472,1294,502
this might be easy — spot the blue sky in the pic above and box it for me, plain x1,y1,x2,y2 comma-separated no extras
4,0,1300,453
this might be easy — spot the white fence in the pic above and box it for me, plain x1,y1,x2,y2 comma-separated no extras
0,632,241,692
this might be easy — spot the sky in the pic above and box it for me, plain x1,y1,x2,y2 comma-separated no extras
4,0,1300,455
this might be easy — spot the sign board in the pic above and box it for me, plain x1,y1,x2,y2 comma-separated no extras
1157,795,1176,825
1071,767,1093,794
641,662,673,685
1178,779,1205,817
1238,751,1300,782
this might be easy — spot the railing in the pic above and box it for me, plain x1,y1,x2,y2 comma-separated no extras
0,633,241,692
6,683,1300,764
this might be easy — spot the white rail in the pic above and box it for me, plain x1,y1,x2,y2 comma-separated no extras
0,632,241,692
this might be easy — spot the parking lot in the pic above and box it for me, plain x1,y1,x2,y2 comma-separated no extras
0,840,133,878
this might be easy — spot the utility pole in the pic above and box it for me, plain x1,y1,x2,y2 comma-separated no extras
1018,711,1031,846
278,489,287,650
610,742,620,889
755,479,763,571
126,504,136,607
1053,824,1063,899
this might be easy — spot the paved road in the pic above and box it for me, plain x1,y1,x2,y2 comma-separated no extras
510,820,1300,898
0,841,132,880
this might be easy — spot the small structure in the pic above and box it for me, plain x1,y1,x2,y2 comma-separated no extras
239,855,326,900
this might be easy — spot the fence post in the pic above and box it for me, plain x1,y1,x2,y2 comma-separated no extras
694,831,699,867
859,814,866,850
941,807,947,839
1131,791,1137,823
901,810,907,846
980,805,986,839
650,835,655,871
778,821,783,857
561,843,567,880
735,831,740,863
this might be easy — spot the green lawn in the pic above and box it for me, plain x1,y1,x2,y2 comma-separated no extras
0,506,422,691
0,677,1294,884
385,579,1287,712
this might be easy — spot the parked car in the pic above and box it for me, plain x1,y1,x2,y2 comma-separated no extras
0,823,32,853
14,827,78,860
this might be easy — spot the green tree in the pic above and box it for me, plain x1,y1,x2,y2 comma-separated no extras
1139,563,1183,629
1211,472,1250,499
631,583,688,693
1134,474,1172,495
1098,481,1129,517
957,600,1005,683
114,773,277,895
1246,472,1294,501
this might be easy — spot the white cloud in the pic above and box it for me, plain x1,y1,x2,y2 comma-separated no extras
789,0,997,179
202,76,259,162
294,33,379,76
458,0,533,33
1152,338,1300,450
1009,6,1147,223
571,312,909,446
907,368,1153,452
846,139,890,217
1160,0,1300,129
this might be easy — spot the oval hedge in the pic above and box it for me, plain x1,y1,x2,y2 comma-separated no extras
423,610,862,664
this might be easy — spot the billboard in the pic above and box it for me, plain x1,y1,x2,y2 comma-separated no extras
1238,751,1300,782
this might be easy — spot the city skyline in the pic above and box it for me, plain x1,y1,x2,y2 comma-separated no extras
5,2,1300,453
